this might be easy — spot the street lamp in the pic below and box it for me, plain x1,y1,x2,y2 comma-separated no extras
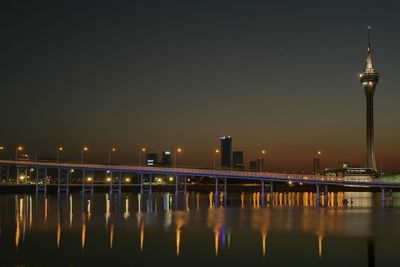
313,150,322,175
56,147,63,163
259,150,267,172
213,149,219,171
15,146,23,160
81,147,88,163
0,146,4,159
173,148,182,168
108,148,116,165
139,147,146,166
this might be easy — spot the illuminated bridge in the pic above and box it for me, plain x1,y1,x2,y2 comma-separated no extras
0,159,399,204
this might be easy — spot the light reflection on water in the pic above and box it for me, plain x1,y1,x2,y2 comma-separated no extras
2,191,400,266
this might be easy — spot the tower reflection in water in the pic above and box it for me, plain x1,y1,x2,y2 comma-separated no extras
3,191,397,266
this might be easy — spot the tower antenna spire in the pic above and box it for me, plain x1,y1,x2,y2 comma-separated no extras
368,26,371,52
366,26,373,69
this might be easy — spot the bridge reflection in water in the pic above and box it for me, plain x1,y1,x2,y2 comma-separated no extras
4,192,400,266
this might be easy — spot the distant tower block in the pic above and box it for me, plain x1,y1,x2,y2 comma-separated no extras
359,27,379,172
220,136,232,168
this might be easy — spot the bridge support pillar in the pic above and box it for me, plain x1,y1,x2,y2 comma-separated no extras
224,178,227,205
36,167,47,196
261,180,265,207
270,182,274,205
381,188,385,204
316,185,320,206
140,173,152,195
175,175,179,195
118,172,122,195
81,170,94,197
57,169,70,194
82,170,85,197
184,176,187,195
324,185,328,206
0,165,10,182
110,172,122,196
214,177,218,207
108,171,113,195
17,166,28,184
140,173,143,194
388,189,393,206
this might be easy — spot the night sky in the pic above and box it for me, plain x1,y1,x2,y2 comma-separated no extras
1,0,399,172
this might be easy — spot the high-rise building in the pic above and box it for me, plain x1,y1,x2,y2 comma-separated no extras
359,27,379,172
313,151,322,175
146,153,158,166
249,161,258,172
313,158,320,175
220,136,232,168
257,158,264,172
162,151,172,167
232,151,244,170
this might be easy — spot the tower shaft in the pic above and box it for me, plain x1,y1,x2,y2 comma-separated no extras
365,88,376,171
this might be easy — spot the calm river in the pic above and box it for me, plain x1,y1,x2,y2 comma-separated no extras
1,191,400,266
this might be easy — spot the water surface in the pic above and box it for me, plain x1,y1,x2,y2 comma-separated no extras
1,191,400,266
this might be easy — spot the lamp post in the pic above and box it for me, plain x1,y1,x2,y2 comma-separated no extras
15,146,23,160
173,148,182,168
56,147,63,163
70,169,74,184
313,150,322,175
213,149,219,172
0,146,4,159
81,147,88,164
108,148,116,165
259,150,267,172
139,148,146,166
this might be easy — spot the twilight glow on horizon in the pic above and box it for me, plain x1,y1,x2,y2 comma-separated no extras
1,0,400,172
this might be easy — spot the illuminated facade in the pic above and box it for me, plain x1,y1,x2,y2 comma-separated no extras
146,152,158,166
360,27,379,172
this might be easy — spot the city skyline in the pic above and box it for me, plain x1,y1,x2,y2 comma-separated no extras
1,1,400,171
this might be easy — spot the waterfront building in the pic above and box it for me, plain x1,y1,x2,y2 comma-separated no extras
232,151,244,170
249,161,257,172
146,153,158,166
162,151,172,167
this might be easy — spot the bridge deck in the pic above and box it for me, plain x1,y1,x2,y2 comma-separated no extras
1,160,400,189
